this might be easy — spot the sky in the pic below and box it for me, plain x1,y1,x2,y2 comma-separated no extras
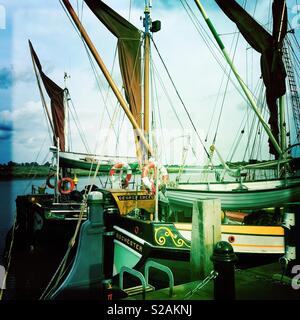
0,0,299,165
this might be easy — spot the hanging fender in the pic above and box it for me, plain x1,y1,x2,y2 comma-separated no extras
58,177,75,195
109,162,132,188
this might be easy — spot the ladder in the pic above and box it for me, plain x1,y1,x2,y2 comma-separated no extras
283,42,300,143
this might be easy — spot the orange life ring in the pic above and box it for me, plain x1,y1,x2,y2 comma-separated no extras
46,172,56,189
141,161,156,193
141,161,169,194
109,162,132,189
58,177,75,194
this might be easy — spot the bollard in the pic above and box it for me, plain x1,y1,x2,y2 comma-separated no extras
211,241,238,300
87,191,104,225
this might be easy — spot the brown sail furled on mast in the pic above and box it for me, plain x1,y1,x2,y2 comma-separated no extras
84,0,142,127
29,40,65,151
215,0,287,158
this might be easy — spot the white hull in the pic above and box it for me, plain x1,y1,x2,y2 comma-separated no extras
166,178,300,210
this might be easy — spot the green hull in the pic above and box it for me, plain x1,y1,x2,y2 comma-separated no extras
59,155,140,173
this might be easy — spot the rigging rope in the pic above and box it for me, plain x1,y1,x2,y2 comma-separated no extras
128,0,132,21
59,0,119,144
180,0,254,105
151,61,184,131
150,55,169,162
249,83,265,160
114,106,126,156
242,80,267,162
31,53,54,145
68,95,91,153
213,29,241,144
151,37,210,159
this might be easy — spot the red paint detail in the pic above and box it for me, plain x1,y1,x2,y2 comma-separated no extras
228,236,235,243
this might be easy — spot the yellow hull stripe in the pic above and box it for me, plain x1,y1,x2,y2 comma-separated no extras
221,225,284,236
174,223,284,236
231,243,284,248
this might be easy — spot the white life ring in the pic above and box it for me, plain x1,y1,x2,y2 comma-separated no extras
109,162,132,189
141,161,169,194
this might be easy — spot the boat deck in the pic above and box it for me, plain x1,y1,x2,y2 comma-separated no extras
124,262,300,300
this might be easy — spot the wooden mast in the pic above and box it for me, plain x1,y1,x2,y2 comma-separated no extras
143,2,151,158
62,0,154,157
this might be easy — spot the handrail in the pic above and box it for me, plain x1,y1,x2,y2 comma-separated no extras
119,266,147,300
145,260,174,297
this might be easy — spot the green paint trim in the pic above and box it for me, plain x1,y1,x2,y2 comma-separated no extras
206,18,224,50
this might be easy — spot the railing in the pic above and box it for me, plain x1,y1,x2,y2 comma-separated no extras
145,260,174,297
119,266,147,300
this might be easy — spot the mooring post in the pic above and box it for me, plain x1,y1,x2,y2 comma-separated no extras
102,207,119,300
211,241,237,300
190,199,221,280
88,191,104,225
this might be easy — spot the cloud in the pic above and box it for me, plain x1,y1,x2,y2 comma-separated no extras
0,131,11,140
0,66,37,90
0,68,13,89
0,100,47,139
0,110,13,140
14,69,36,83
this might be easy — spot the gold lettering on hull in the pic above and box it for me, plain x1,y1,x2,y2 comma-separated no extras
111,190,155,216
115,232,143,253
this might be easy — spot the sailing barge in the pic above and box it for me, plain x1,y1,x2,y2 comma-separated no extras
3,0,300,299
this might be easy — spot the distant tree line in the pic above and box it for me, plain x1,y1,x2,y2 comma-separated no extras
0,161,52,179
0,161,51,167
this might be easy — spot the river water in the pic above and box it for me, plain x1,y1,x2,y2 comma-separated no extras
0,175,111,261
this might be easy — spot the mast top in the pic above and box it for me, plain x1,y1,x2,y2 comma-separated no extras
144,0,152,10
64,72,70,90
143,0,152,34
143,1,161,34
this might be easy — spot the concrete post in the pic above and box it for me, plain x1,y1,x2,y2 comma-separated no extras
190,199,221,280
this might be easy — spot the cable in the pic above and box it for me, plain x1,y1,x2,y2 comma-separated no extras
213,29,241,144
151,37,210,159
